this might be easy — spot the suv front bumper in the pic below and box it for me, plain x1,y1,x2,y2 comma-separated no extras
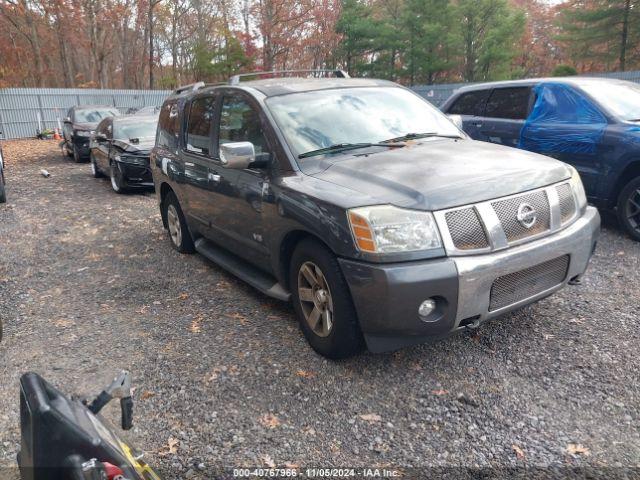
339,206,600,353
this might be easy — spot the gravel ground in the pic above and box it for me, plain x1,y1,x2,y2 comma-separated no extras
0,139,639,478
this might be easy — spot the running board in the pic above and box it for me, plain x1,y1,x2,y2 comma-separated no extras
194,238,291,301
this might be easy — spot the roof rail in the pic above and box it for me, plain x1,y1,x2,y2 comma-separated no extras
228,69,350,85
173,81,206,94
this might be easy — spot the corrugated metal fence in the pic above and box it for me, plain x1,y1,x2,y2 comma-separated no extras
0,88,170,139
2,69,640,139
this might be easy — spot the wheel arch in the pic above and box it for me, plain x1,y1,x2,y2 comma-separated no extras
611,160,640,208
278,229,335,290
159,182,175,228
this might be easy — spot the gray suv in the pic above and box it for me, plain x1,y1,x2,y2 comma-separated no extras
151,72,600,359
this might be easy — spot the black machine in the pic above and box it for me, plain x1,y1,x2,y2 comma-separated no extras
18,371,160,480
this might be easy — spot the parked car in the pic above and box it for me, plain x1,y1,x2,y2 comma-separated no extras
126,106,161,115
62,105,120,162
0,139,6,203
90,114,158,193
442,77,640,241
151,74,600,359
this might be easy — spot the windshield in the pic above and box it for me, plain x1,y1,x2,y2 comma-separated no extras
114,117,158,141
265,87,461,158
75,108,118,123
580,82,640,121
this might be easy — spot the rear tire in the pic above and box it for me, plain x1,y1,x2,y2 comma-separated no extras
290,238,364,359
110,163,127,194
617,176,640,241
163,191,195,253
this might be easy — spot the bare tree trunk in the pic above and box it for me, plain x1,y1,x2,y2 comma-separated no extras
620,0,630,71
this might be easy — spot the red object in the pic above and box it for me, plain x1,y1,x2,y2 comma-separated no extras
102,462,125,479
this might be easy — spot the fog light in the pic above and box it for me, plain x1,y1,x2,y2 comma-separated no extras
418,299,437,317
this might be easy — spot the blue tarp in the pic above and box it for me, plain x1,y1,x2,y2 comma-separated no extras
518,82,607,155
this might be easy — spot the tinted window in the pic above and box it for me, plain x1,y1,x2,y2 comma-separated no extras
484,87,531,119
185,96,216,155
219,96,268,154
448,90,490,116
157,101,180,149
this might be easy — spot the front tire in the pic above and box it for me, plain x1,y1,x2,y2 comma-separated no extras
0,171,6,203
110,163,127,194
90,154,103,178
163,191,195,253
73,145,83,163
290,238,364,359
617,176,640,241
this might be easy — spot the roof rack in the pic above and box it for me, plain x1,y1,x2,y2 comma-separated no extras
172,81,227,95
228,69,350,85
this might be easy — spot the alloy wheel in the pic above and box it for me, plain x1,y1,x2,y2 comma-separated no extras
626,187,640,234
297,261,334,337
167,204,182,247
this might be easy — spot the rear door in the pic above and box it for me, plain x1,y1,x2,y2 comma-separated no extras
445,89,491,140
94,118,112,171
181,94,219,235
479,87,533,148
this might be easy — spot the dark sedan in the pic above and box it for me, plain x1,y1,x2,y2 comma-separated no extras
90,114,158,193
62,105,120,162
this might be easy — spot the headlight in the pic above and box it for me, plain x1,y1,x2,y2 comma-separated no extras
568,166,587,214
348,205,442,253
74,130,92,137
115,154,148,165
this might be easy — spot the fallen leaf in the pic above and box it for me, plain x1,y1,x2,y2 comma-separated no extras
359,413,382,423
158,437,179,456
512,444,525,459
262,454,276,468
259,413,281,428
141,391,155,400
566,444,590,456
225,312,247,325
432,389,449,396
296,369,315,378
179,292,189,300
284,462,300,469
189,320,201,333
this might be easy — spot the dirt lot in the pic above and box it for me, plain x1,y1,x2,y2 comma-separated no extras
0,139,639,478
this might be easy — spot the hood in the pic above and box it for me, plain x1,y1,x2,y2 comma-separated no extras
112,138,154,155
307,138,571,211
73,122,98,131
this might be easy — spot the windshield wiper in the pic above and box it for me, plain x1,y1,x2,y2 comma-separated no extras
382,132,462,143
298,142,404,159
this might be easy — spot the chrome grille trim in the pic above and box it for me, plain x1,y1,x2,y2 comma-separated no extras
434,180,579,256
489,255,570,311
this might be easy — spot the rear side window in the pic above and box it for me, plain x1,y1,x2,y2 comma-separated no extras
447,90,490,116
157,101,180,149
484,87,531,120
185,96,216,155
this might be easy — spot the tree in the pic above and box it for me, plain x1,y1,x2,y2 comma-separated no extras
552,64,578,76
558,0,640,72
456,0,525,82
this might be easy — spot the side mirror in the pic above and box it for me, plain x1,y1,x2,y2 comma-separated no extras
219,141,256,169
447,114,464,130
64,117,71,123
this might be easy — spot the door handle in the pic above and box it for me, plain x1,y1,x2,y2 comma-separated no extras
208,172,221,182
472,122,483,128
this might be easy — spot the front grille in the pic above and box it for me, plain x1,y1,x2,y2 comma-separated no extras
492,190,550,242
445,207,489,250
556,183,576,223
489,255,570,311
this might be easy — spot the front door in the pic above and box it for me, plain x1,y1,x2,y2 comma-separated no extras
208,92,271,268
479,87,533,149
